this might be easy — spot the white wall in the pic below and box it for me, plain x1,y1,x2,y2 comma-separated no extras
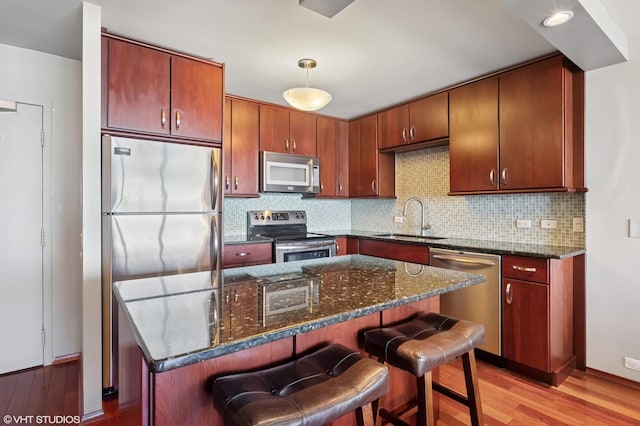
81,2,103,416
0,44,82,359
585,0,640,382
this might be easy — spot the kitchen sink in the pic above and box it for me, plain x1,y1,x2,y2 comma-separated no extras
373,233,446,241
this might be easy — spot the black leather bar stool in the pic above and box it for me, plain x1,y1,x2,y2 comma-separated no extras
212,343,389,426
364,312,485,426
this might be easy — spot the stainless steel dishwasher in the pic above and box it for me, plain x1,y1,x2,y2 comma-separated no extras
430,248,502,357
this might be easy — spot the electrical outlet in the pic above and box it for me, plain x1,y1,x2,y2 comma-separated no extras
516,219,532,228
624,357,640,371
394,216,404,223
573,217,584,233
541,219,557,229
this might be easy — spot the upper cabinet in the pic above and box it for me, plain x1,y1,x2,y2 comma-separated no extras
259,105,316,156
316,117,350,198
224,97,260,197
377,92,449,151
349,115,395,197
102,35,223,144
449,55,585,195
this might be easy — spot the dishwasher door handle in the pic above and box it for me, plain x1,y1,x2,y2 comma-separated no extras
431,254,496,267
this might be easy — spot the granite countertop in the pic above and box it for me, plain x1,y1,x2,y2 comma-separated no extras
321,230,585,259
113,254,485,373
224,235,272,245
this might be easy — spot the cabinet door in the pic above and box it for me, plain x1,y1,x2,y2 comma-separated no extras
378,104,409,149
499,56,564,190
107,38,171,134
359,114,379,196
335,237,348,256
449,78,499,193
348,120,362,196
227,98,259,196
316,117,337,197
259,105,290,153
409,92,449,142
171,56,223,141
336,120,350,197
289,111,317,156
502,278,550,371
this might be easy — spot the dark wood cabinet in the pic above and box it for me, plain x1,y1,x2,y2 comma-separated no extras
378,92,449,151
502,255,574,385
358,239,430,264
449,77,499,192
316,117,349,198
103,35,223,143
348,114,395,197
223,97,259,197
259,105,316,156
449,55,585,195
223,242,272,269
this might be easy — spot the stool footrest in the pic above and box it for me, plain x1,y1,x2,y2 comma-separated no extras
378,408,414,426
433,381,470,407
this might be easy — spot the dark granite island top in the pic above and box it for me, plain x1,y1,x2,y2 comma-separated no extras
113,254,486,373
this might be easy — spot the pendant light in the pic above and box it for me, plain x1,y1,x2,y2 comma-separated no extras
283,58,332,112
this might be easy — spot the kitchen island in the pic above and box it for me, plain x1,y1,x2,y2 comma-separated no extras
113,254,485,426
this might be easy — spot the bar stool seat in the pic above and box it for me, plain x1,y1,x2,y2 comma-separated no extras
364,312,485,425
212,343,389,426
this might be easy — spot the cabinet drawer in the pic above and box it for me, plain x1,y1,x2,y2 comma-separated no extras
223,243,272,268
359,239,429,265
502,256,549,283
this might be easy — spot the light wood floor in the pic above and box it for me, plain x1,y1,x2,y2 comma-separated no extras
437,360,640,425
1,359,639,425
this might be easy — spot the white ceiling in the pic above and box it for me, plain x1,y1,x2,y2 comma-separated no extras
0,0,629,119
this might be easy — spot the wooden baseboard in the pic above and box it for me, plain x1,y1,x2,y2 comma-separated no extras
53,352,81,365
81,409,106,424
586,367,640,391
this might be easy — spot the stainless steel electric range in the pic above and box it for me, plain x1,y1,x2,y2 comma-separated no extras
247,210,336,263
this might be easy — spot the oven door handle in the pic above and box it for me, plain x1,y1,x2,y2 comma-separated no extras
277,241,335,251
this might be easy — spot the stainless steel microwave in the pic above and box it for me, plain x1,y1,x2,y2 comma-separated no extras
260,151,320,194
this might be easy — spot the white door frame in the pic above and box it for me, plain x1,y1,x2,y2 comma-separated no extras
1,92,53,367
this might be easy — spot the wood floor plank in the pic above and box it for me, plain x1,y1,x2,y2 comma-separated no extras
5,368,36,415
0,373,19,415
24,365,50,415
43,364,66,416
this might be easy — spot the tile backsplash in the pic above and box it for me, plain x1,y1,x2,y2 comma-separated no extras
224,146,585,247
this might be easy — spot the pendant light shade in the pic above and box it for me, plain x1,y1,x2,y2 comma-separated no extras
283,59,332,111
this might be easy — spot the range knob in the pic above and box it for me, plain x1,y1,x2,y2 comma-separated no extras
267,215,271,220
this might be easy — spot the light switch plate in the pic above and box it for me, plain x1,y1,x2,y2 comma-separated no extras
394,216,404,223
573,217,584,233
541,219,557,229
630,219,640,238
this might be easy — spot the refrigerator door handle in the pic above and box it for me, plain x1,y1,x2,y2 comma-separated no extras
211,150,220,211
211,216,219,273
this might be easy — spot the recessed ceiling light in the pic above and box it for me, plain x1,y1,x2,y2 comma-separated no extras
542,10,574,27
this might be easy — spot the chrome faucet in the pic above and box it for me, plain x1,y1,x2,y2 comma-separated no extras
403,197,431,236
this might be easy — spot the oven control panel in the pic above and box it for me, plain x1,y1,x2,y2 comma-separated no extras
247,210,307,226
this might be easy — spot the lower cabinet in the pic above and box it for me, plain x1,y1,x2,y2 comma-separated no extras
501,255,574,384
358,239,430,264
223,242,272,268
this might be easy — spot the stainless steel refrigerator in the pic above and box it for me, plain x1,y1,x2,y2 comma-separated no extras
101,135,221,394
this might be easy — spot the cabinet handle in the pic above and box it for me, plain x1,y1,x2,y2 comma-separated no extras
501,167,509,185
235,252,251,257
234,289,238,303
225,176,230,190
336,243,340,252
225,291,230,304
176,111,181,130
161,108,166,128
506,283,513,304
402,127,408,142
371,179,376,193
234,176,239,190
285,138,289,151
512,265,537,273
409,125,416,140
489,169,496,186
320,182,324,192
292,139,296,152
338,183,343,193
